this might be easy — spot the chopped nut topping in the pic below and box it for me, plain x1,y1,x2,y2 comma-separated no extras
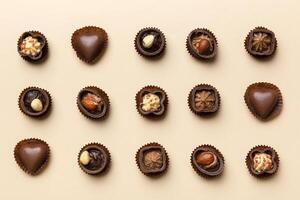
20,36,42,57
253,153,273,173
141,93,161,112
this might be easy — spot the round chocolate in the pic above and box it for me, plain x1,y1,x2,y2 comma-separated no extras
134,27,166,57
244,27,277,57
135,85,168,119
18,87,51,118
72,26,108,63
246,145,279,178
78,143,110,175
244,82,282,121
14,138,50,175
186,28,217,59
191,145,224,177
135,143,168,176
77,86,110,120
17,31,48,62
188,84,220,115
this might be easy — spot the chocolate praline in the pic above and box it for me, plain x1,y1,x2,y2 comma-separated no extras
78,143,110,175
14,138,50,175
134,27,166,57
244,27,277,57
18,87,51,118
77,86,110,120
135,86,168,119
136,143,168,176
188,84,220,115
244,82,282,121
72,26,108,63
17,31,48,62
246,145,279,178
191,145,224,177
186,28,217,60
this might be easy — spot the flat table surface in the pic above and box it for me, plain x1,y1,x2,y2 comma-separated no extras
0,0,299,199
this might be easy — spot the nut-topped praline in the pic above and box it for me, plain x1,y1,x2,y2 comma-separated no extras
17,31,48,62
77,86,109,120
191,145,224,177
186,28,217,59
78,143,110,175
134,27,166,57
18,87,51,118
245,27,277,57
135,86,168,119
246,145,279,178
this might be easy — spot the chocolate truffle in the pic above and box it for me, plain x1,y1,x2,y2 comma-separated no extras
246,145,279,178
17,31,48,62
245,27,277,57
78,143,110,175
136,143,168,176
14,138,50,175
135,86,168,119
18,87,51,118
188,84,220,115
72,26,108,63
134,27,166,57
244,82,282,121
191,145,224,177
77,86,110,120
186,28,217,59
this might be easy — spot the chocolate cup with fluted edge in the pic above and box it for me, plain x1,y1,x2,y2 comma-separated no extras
71,26,108,64
134,27,166,57
78,143,110,175
244,27,277,57
77,86,110,120
135,85,168,119
188,84,220,116
244,82,282,121
191,144,224,178
14,138,50,176
135,142,168,177
246,145,279,178
186,28,217,60
18,87,52,118
17,31,48,63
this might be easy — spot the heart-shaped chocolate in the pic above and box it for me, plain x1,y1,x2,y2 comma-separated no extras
72,26,107,63
14,138,50,175
244,82,282,120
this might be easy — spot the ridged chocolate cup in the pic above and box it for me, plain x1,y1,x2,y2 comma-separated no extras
78,143,111,175
14,138,50,176
246,145,279,178
134,27,166,58
71,26,108,64
190,144,224,178
188,84,220,116
18,86,52,118
186,28,217,60
244,27,277,57
244,82,282,121
135,142,169,177
135,85,168,119
77,86,110,120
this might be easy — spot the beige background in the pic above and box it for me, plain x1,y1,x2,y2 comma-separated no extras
0,0,299,199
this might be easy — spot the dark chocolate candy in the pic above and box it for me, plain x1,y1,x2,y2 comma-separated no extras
136,143,168,176
72,26,107,63
14,138,50,175
244,82,282,120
